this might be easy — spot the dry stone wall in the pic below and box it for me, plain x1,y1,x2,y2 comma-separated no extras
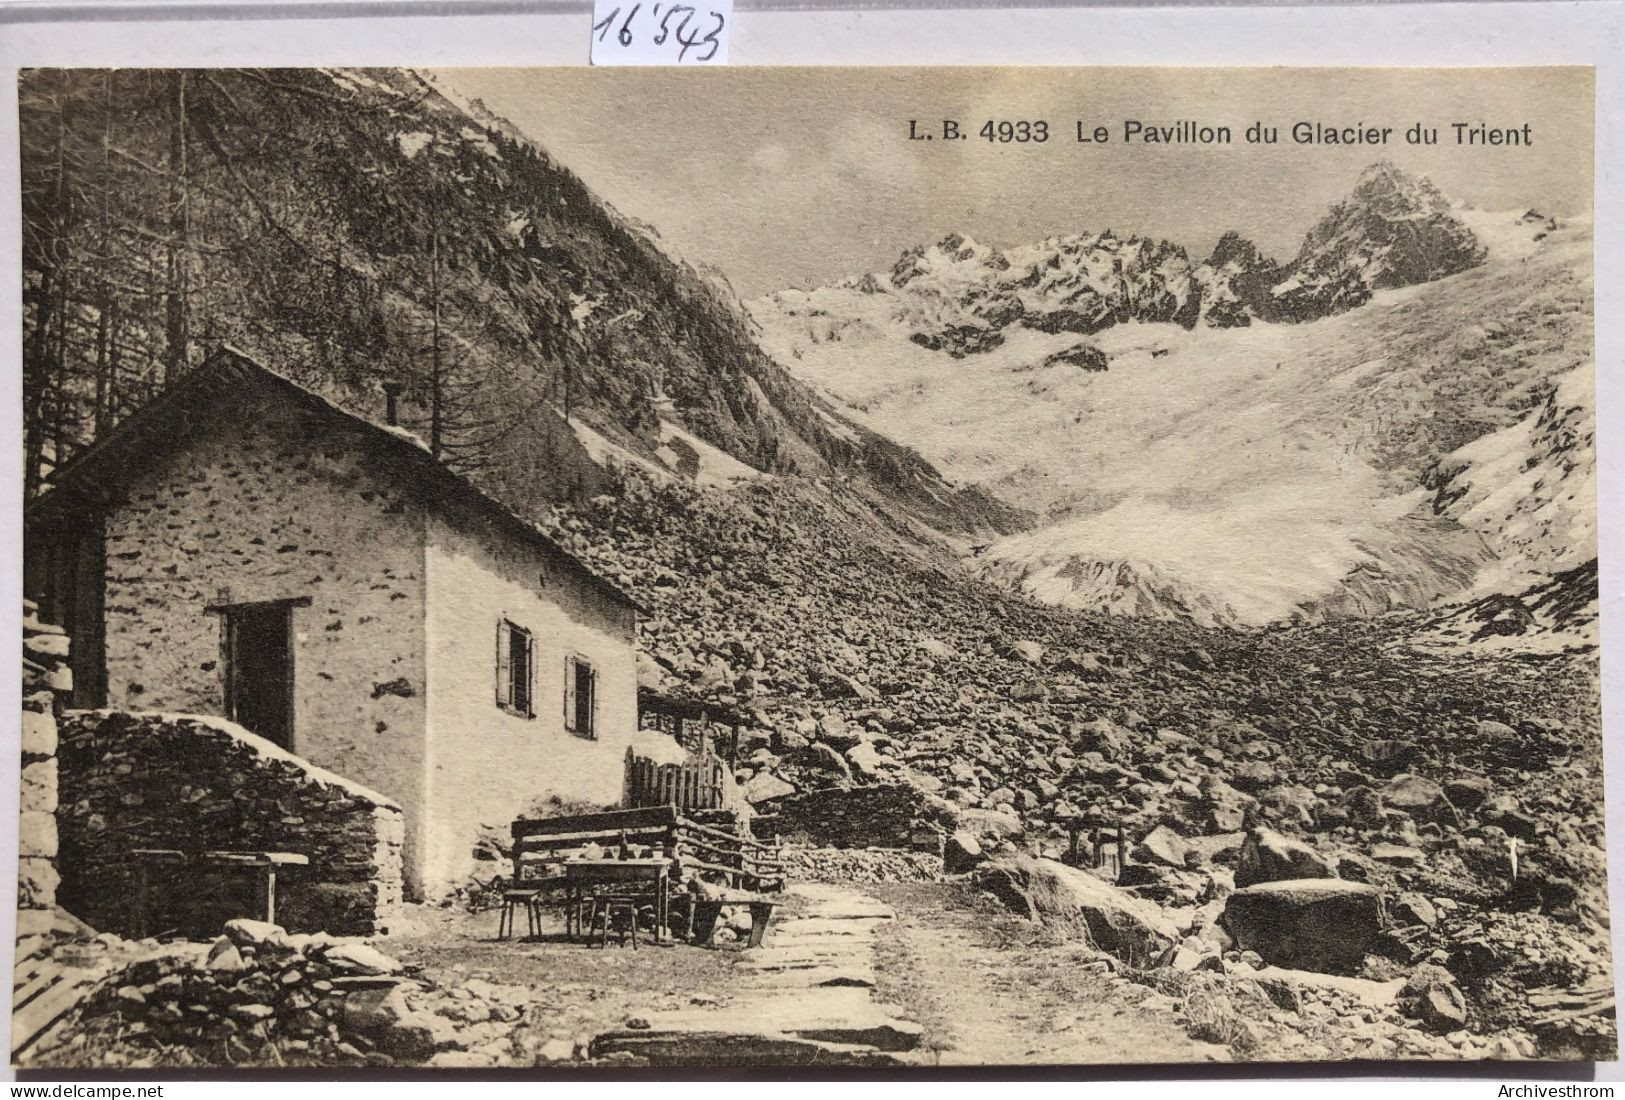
752,783,954,854
778,846,943,884
20,601,68,932
58,710,404,936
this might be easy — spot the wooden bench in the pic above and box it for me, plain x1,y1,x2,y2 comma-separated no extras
686,893,779,948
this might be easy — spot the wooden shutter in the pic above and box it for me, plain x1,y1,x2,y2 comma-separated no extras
563,655,577,731
495,620,511,708
588,665,599,740
523,631,536,718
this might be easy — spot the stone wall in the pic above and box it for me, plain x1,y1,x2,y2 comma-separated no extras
778,846,944,884
752,783,954,854
58,710,404,936
98,396,431,895
19,601,68,932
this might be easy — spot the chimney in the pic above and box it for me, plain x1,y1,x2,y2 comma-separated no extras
381,380,404,427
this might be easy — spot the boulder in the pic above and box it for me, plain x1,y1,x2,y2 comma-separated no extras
1371,842,1425,867
773,727,810,753
320,941,405,976
1178,648,1215,671
956,806,1024,842
802,742,852,778
1074,717,1130,761
1229,760,1277,793
1234,827,1336,888
944,830,984,874
1003,640,1046,665
1135,825,1189,868
1363,739,1423,774
1258,784,1319,830
1480,794,1539,840
342,984,439,1062
205,938,251,973
1201,776,1255,832
741,770,796,805
1443,775,1493,813
223,919,286,949
816,715,864,751
1383,774,1459,827
1057,653,1113,680
976,855,1178,967
1398,965,1468,1033
1392,892,1438,928
1221,879,1384,974
1011,679,1048,703
1343,785,1385,827
845,741,884,780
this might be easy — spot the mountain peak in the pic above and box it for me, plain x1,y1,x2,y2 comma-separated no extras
890,233,1009,289
1283,161,1484,305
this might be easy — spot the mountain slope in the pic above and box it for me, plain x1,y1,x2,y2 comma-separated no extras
752,172,1591,630
20,67,1021,540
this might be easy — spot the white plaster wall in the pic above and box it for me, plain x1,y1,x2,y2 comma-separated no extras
422,508,638,896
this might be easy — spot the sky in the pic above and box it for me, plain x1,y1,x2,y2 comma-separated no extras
438,67,1593,299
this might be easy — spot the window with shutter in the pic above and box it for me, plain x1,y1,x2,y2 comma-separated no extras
497,619,533,718
566,655,596,739
563,655,577,731
495,620,511,708
511,627,532,717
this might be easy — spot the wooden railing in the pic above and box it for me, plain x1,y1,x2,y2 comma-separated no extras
626,747,727,813
672,816,785,894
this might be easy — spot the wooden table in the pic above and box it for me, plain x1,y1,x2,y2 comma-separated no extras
130,848,309,937
562,859,670,944
201,850,309,927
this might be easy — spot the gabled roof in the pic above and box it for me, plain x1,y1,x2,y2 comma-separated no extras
27,346,643,615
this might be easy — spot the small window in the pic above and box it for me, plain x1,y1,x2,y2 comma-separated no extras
495,619,534,718
564,654,598,739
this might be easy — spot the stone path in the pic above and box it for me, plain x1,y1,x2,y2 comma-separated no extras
591,883,922,1065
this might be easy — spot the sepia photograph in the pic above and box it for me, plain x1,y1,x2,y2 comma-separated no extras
11,64,1606,1070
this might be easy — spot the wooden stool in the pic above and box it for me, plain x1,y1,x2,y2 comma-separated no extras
587,897,640,948
497,889,542,941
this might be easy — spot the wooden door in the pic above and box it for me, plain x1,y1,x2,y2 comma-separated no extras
224,602,295,748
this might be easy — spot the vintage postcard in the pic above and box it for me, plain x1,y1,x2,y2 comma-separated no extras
12,65,1605,1069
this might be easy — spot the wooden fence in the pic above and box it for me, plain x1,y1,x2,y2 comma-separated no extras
625,748,727,813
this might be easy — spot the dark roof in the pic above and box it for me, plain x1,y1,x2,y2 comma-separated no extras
27,346,643,615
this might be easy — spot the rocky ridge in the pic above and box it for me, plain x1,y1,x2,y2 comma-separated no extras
765,162,1487,364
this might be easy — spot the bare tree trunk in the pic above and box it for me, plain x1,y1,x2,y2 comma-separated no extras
24,97,68,500
24,262,55,502
429,192,444,458
163,71,190,387
93,71,113,437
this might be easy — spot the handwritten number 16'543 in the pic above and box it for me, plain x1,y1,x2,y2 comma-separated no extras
594,4,726,62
